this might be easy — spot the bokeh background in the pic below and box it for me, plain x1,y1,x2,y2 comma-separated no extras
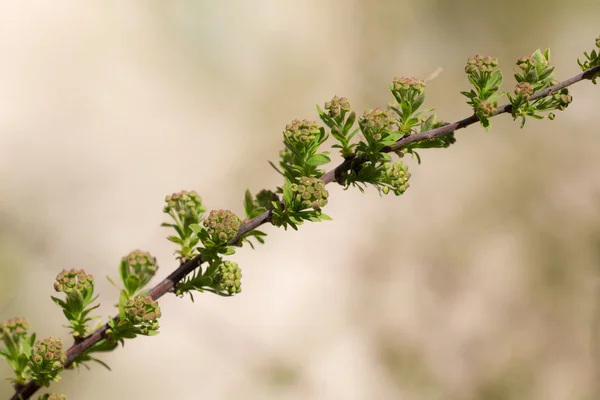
1,1,600,399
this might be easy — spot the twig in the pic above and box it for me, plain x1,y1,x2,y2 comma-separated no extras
11,63,600,400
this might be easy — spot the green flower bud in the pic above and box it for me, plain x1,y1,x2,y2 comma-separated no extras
123,295,161,333
359,108,395,141
381,162,411,195
466,54,498,74
30,337,65,386
596,35,600,48
324,96,351,118
53,269,94,300
203,209,242,245
553,92,572,110
120,250,158,293
514,81,533,98
516,55,535,70
0,317,29,341
290,177,329,210
548,113,556,120
476,100,497,118
213,261,242,295
163,190,205,226
283,119,324,150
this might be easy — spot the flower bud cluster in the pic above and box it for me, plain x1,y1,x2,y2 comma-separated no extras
203,209,242,245
516,55,536,70
30,337,65,385
476,100,497,118
290,177,329,210
514,82,533,98
552,92,572,110
465,55,498,74
53,269,93,299
324,96,351,118
392,77,426,94
359,108,395,143
283,119,322,147
163,190,205,226
0,317,29,340
124,295,161,334
381,162,411,195
121,250,158,291
214,261,242,295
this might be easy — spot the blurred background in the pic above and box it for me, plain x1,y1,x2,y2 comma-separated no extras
1,0,599,399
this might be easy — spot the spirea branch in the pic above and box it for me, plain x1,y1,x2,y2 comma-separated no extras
4,37,600,400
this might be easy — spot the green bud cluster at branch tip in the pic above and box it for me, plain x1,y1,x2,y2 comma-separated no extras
0,317,35,387
0,318,29,340
276,118,330,180
119,250,158,298
29,338,65,387
462,54,503,129
4,34,600,400
162,190,206,262
51,269,99,339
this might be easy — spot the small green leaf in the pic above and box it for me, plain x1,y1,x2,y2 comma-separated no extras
306,153,331,166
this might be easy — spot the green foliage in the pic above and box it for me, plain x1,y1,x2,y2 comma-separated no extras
240,189,272,248
578,35,600,83
462,55,504,129
28,337,66,387
0,317,36,386
51,269,100,339
161,190,206,262
508,49,572,126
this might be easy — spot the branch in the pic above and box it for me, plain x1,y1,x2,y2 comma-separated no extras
11,63,600,400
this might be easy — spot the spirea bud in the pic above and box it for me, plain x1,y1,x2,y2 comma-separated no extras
30,337,66,386
124,295,162,334
283,119,323,149
465,54,498,74
163,190,205,226
381,162,411,195
476,100,497,118
53,269,93,300
121,250,158,292
0,317,29,341
290,177,329,210
514,82,533,98
203,209,242,245
214,261,242,295
324,96,351,119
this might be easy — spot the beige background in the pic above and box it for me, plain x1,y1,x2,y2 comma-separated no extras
1,1,600,399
